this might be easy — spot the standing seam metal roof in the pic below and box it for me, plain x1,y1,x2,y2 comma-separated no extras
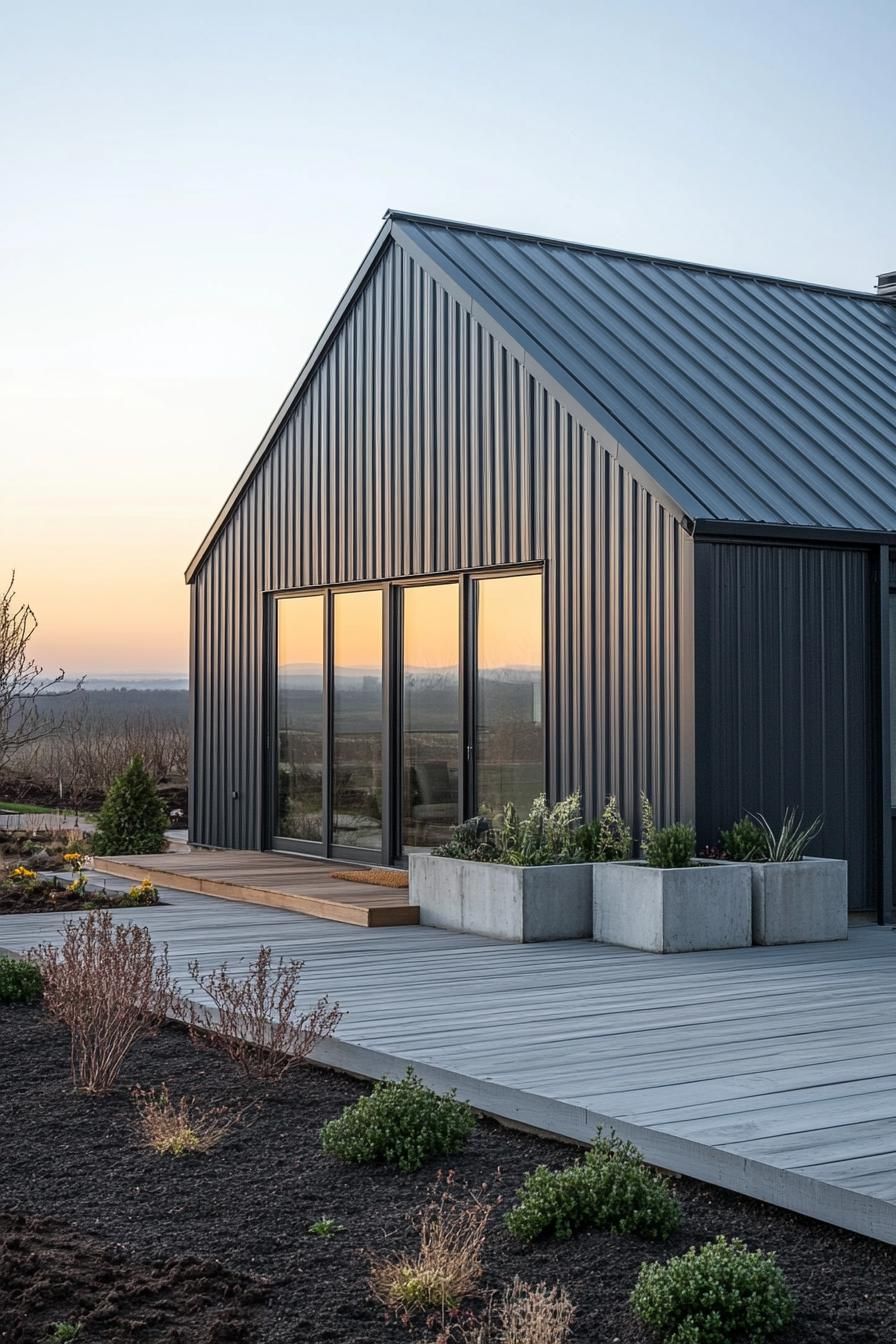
393,213,896,530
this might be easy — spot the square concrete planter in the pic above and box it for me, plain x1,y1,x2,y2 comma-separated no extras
409,853,593,942
593,859,752,953
745,856,848,945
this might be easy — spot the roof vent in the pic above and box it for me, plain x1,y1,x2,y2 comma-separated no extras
876,270,896,298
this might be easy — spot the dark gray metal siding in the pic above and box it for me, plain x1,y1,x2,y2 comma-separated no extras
694,540,878,910
190,238,694,850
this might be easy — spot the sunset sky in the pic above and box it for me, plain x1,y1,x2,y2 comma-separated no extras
3,0,893,678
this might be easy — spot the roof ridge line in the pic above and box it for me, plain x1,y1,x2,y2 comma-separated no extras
385,208,882,303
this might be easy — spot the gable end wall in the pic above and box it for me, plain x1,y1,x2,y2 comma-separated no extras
190,240,695,850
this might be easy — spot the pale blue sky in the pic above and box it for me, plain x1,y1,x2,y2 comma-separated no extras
2,0,893,672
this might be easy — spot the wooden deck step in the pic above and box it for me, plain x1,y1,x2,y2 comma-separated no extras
91,850,418,928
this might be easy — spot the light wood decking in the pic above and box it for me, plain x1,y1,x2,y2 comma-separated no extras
91,849,417,927
3,888,894,1245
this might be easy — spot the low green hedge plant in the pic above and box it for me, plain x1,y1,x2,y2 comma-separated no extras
0,956,42,1004
719,816,765,862
631,1235,795,1344
505,1132,680,1243
640,795,695,868
320,1068,476,1172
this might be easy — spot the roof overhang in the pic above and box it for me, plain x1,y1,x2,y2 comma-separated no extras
693,519,896,548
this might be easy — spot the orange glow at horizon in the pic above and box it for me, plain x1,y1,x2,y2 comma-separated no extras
275,575,542,675
403,583,458,668
477,574,542,669
334,588,382,668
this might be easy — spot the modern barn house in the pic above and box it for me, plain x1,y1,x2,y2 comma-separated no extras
186,212,896,923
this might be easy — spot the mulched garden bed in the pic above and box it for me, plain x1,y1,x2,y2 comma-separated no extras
1,1002,895,1343
0,835,80,872
0,878,161,917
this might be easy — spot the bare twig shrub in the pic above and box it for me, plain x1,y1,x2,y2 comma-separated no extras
0,574,76,776
369,1181,493,1317
433,1278,575,1344
185,945,343,1081
499,1279,575,1344
132,1084,247,1156
4,688,187,812
32,911,180,1093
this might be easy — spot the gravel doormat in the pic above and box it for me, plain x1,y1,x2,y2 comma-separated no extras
1,1003,895,1342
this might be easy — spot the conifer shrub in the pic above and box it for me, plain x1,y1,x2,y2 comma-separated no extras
630,1236,795,1344
321,1068,476,1172
505,1132,680,1243
92,755,168,855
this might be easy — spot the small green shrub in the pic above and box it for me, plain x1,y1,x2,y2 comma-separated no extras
0,956,42,1005
46,1325,82,1343
645,823,695,869
321,1068,476,1172
631,1235,795,1344
505,1132,680,1243
719,816,765,862
92,755,168,856
575,795,633,862
639,795,694,867
308,1216,344,1237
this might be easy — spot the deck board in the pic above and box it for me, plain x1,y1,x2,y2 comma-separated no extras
2,890,894,1242
91,849,416,927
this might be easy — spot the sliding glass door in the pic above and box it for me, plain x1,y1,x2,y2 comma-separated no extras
401,582,460,852
275,593,325,844
474,573,544,813
332,589,384,853
272,568,544,862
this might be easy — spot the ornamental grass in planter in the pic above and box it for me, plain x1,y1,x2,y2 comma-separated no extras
593,798,752,953
718,809,847,945
410,794,630,942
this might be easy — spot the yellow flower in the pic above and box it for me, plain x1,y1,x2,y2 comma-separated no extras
63,851,83,863
11,866,36,880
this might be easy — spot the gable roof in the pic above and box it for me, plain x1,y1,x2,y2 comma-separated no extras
187,211,896,581
394,212,896,534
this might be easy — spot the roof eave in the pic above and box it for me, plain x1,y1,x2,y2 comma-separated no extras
693,518,896,547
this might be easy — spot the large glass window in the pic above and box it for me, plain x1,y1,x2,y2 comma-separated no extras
276,594,324,841
332,589,383,850
475,573,543,814
402,583,460,852
272,569,544,860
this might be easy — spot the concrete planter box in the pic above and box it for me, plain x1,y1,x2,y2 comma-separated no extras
593,860,752,953
744,856,848,945
408,854,593,942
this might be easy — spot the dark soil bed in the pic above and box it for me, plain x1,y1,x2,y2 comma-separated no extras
1,1003,895,1343
0,878,162,916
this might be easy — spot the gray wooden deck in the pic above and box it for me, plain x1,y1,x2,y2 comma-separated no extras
2,890,894,1244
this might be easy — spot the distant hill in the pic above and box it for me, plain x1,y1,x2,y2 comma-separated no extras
51,675,189,693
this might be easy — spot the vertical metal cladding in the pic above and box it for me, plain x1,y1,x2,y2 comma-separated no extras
694,541,876,910
189,239,694,851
